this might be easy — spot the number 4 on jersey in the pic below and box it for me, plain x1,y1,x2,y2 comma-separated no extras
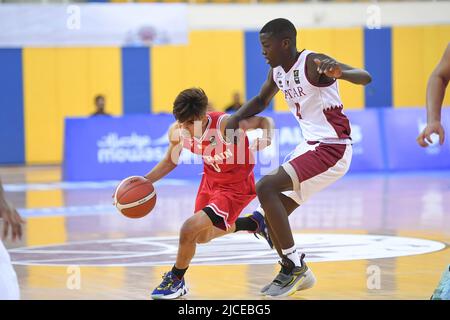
295,103,302,119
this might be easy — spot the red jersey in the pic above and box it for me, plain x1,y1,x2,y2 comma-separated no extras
181,112,254,184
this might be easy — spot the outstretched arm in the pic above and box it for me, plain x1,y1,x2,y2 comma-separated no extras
417,43,450,147
225,69,279,142
239,116,275,151
310,53,372,86
144,123,183,183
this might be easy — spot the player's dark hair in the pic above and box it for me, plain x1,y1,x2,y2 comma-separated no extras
260,18,297,44
173,88,208,123
94,95,105,104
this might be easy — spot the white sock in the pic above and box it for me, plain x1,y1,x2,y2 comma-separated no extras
282,245,301,267
255,205,265,216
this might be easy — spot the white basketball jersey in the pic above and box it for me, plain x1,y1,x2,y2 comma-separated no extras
0,240,20,299
272,49,352,143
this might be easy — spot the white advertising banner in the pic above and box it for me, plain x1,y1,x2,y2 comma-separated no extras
0,4,188,47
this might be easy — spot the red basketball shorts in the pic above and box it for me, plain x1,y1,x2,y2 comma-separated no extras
195,172,256,231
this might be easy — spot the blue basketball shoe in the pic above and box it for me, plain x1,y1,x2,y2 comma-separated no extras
151,271,188,300
247,211,273,249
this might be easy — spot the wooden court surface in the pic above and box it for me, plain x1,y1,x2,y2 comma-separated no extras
1,166,449,300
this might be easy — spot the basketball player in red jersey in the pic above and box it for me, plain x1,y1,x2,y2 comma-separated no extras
226,18,372,297
146,88,274,299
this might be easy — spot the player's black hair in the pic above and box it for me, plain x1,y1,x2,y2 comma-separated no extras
260,18,297,44
173,88,208,123
94,95,105,105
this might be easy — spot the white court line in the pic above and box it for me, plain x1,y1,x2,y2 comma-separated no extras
18,204,116,212
10,234,446,267
3,179,191,192
12,241,178,264
10,250,147,255
9,237,179,252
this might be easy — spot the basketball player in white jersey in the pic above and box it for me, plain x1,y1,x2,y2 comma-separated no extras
0,178,23,299
226,18,372,297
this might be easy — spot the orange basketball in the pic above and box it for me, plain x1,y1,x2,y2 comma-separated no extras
113,176,156,219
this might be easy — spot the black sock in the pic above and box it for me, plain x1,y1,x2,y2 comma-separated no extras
172,265,188,280
234,216,258,232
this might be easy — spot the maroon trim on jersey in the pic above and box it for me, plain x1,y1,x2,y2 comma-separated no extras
289,143,347,183
323,105,351,139
304,52,337,88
